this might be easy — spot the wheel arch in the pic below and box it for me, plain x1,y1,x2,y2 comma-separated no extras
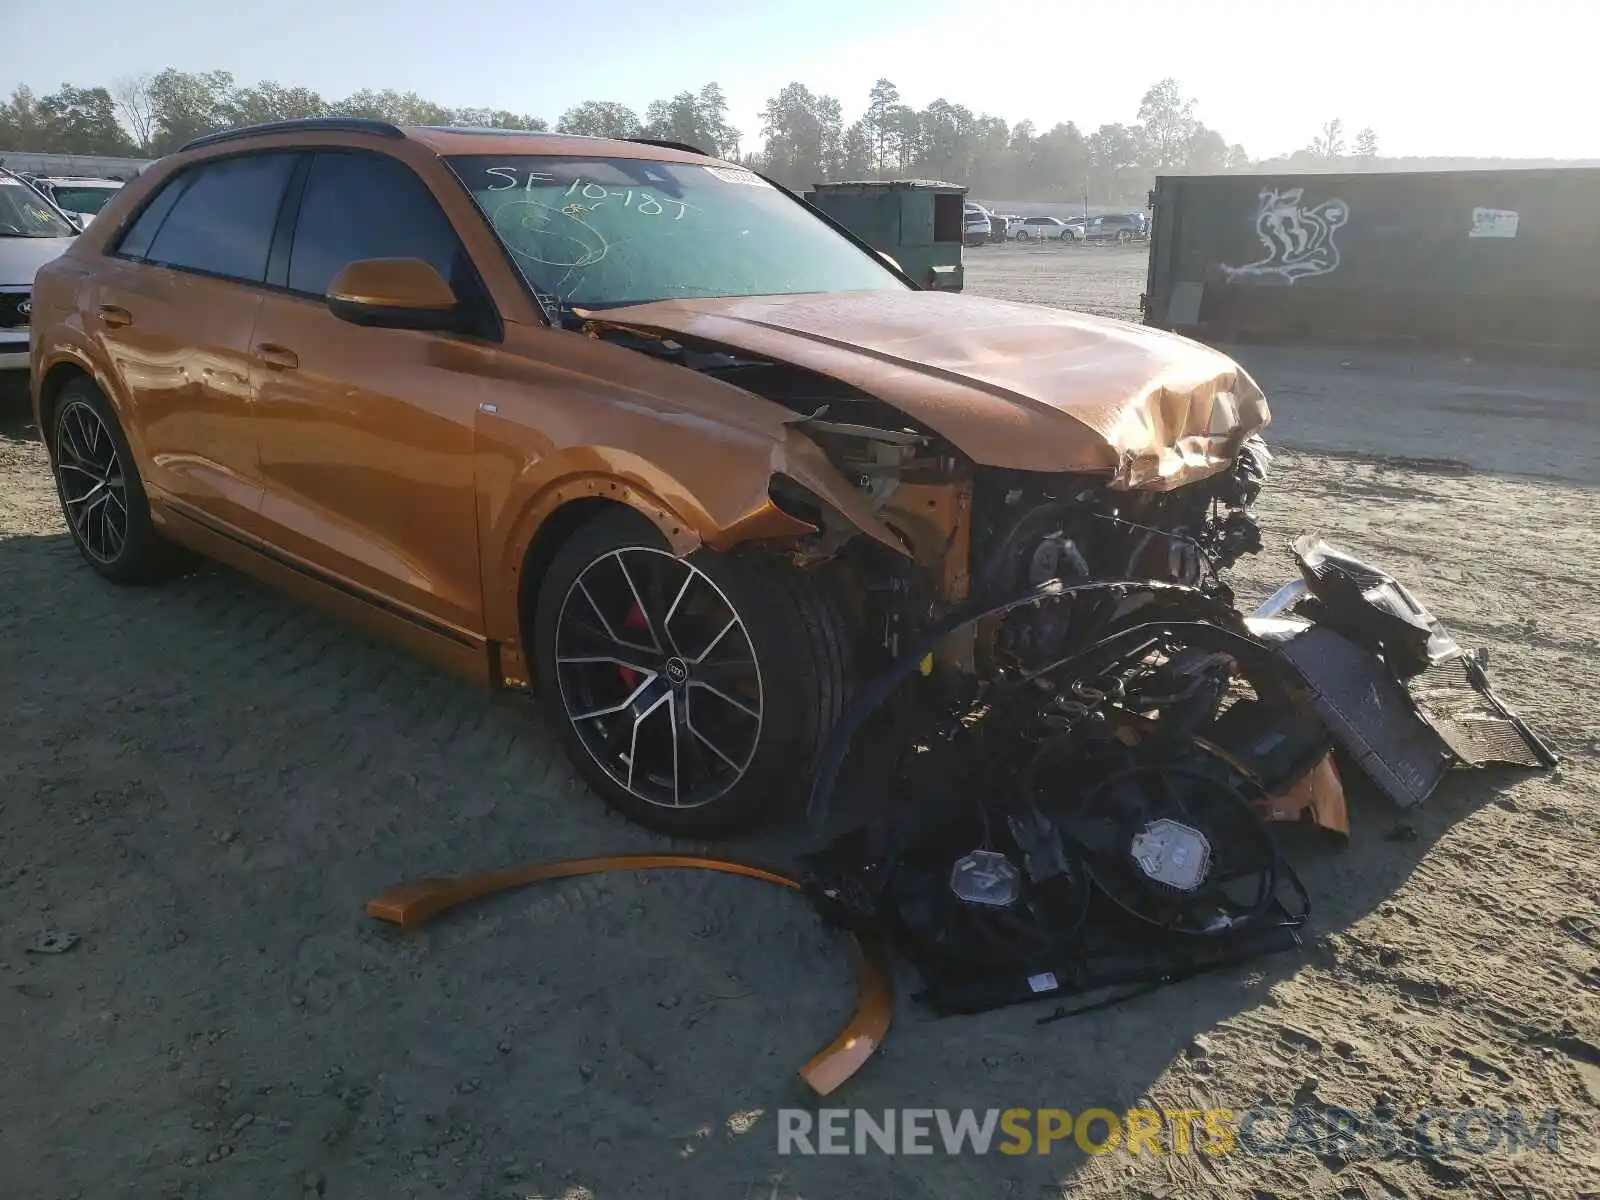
35,358,92,454
481,431,905,688
512,493,635,650
486,457,814,684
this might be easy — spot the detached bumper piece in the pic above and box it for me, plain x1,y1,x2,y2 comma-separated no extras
365,853,893,1096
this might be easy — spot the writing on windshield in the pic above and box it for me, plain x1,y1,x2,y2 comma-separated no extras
446,155,903,313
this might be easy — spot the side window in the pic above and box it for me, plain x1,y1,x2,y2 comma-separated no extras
288,152,462,298
143,154,298,283
113,174,191,261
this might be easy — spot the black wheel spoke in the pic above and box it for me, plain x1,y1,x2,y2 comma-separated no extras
687,679,760,720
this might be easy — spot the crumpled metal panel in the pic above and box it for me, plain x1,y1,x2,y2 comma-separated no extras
581,289,1270,488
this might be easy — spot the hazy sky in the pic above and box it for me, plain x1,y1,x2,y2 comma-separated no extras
1,0,1587,159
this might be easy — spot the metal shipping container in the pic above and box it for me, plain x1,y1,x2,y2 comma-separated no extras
1142,168,1600,361
803,179,966,292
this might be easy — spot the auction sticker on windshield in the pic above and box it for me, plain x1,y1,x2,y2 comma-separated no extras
705,166,769,186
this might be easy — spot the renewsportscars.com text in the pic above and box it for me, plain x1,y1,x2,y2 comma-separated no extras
776,1105,1566,1158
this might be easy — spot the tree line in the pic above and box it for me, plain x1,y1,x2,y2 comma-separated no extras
0,69,1383,204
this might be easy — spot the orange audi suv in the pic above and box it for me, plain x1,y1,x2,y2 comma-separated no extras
29,118,1271,833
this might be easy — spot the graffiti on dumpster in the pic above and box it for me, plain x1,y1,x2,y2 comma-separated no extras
1221,188,1349,283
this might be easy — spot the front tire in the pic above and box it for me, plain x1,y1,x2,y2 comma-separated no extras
50,378,194,584
533,508,850,836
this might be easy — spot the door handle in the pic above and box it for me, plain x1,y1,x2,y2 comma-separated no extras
255,343,299,371
98,304,132,329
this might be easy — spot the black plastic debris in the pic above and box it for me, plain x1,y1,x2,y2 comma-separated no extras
798,538,1556,1021
1272,537,1558,802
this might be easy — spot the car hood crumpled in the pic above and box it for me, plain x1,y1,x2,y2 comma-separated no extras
583,289,1270,489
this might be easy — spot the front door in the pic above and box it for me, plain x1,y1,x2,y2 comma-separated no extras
247,148,488,637
93,151,300,530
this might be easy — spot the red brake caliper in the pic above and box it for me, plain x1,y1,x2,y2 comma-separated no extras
617,602,649,689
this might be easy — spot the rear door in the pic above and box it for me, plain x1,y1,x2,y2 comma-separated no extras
246,148,491,636
94,151,299,529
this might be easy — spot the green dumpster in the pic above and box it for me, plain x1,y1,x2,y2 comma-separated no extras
802,179,966,292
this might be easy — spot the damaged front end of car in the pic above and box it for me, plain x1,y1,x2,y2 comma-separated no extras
575,309,1275,691
569,305,1556,1026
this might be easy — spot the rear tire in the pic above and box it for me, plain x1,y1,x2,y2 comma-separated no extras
533,508,851,836
50,378,195,585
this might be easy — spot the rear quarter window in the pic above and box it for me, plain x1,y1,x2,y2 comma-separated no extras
113,175,191,261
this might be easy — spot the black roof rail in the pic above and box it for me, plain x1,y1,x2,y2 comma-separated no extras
626,137,713,158
179,117,405,153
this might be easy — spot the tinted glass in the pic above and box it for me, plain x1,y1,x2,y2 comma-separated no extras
144,154,297,282
446,155,905,314
114,175,190,260
288,152,462,297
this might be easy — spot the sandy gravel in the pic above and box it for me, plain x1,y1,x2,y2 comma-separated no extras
1,254,1597,1200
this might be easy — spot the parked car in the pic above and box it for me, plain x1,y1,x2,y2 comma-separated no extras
1009,215,1078,242
1083,213,1148,243
28,118,1271,835
1,167,79,373
963,203,991,246
33,176,123,225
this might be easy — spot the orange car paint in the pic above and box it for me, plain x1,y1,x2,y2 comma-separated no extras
29,123,1268,695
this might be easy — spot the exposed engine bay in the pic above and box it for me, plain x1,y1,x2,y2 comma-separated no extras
586,324,1273,679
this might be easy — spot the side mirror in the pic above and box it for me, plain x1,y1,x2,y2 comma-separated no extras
326,257,462,331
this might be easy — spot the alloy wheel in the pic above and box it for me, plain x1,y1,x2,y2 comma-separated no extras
55,399,128,564
554,546,765,810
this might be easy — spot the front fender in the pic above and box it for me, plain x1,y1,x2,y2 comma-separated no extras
476,430,905,672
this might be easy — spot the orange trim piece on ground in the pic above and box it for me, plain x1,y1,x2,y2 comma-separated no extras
364,853,893,1096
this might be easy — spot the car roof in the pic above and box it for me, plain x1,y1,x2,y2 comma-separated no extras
38,177,122,186
404,126,727,164
173,117,731,167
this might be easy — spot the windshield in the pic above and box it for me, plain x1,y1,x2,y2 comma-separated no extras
50,186,118,215
0,176,75,238
446,155,906,314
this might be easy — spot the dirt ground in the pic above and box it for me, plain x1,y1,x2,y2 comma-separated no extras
2,248,1598,1200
